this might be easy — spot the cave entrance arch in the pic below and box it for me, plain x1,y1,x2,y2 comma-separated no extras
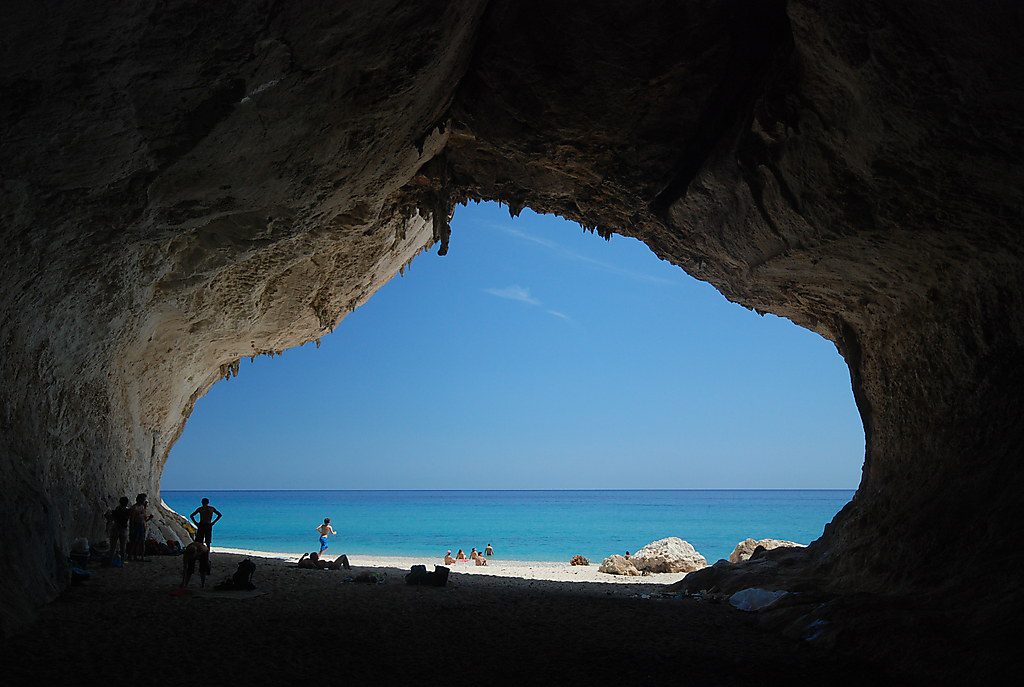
160,201,864,562
1,0,1021,678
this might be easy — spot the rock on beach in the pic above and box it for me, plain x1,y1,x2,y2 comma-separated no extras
631,537,707,574
728,538,804,564
598,554,640,576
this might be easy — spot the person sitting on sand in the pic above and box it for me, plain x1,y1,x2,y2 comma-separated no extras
316,518,337,554
297,552,321,569
470,547,479,561
444,550,456,565
485,543,493,557
455,549,466,561
298,552,350,570
474,553,488,566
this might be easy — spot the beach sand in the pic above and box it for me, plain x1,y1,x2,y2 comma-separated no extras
217,546,691,584
1,549,884,683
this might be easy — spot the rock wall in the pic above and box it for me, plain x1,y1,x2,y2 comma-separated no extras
0,0,486,630
1,0,1022,665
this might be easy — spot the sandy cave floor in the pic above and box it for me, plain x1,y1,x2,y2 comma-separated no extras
1,552,887,683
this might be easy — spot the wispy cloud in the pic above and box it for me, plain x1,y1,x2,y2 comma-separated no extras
500,226,676,286
485,285,540,305
484,285,572,323
503,227,559,250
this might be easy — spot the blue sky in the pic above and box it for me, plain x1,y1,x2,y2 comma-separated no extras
163,202,865,490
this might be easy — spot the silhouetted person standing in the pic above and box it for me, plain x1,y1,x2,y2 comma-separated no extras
189,498,222,548
128,493,152,561
106,496,131,562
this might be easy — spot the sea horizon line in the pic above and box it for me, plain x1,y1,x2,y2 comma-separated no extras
161,487,857,492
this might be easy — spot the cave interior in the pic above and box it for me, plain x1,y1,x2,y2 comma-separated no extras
1,0,1022,679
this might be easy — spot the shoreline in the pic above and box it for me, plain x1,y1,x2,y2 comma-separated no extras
215,546,690,584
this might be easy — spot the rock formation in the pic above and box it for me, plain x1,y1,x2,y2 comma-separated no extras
598,555,641,576
1,0,1023,678
670,546,813,597
728,539,804,564
631,538,708,574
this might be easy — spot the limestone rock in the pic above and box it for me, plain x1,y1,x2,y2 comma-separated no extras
598,555,640,576
728,539,805,564
631,538,707,574
569,555,590,566
666,547,813,597
0,3,1022,677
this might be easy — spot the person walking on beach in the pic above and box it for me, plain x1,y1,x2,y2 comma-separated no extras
128,494,152,561
316,518,337,554
189,498,222,548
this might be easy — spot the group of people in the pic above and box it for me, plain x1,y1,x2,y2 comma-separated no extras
179,498,222,586
103,493,219,588
106,502,498,581
294,517,351,570
104,493,154,562
101,499,355,584
444,544,494,566
103,494,222,565
297,551,351,570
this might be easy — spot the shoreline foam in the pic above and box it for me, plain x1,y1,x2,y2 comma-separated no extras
216,546,689,584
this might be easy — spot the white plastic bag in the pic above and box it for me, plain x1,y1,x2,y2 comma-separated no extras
729,587,788,611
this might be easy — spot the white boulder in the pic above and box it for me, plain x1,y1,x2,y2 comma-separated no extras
631,537,707,574
728,538,804,564
598,554,641,576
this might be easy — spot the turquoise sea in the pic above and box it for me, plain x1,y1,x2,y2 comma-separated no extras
162,490,853,564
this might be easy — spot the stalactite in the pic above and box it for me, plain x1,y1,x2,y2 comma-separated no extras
507,197,526,218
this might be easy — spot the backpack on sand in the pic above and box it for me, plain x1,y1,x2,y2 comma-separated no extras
215,559,256,591
404,564,449,587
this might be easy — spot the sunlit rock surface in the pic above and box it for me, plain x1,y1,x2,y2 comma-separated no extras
631,537,708,574
1,0,1022,678
598,555,641,576
729,539,804,564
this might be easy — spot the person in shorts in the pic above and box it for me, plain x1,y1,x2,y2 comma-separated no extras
315,518,336,554
189,498,222,548
128,493,153,561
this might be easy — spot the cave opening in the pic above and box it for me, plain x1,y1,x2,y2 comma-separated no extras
2,0,1021,679
159,200,864,564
